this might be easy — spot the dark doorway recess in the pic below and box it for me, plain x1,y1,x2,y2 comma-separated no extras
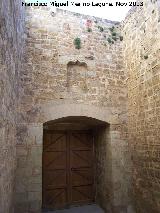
42,116,107,211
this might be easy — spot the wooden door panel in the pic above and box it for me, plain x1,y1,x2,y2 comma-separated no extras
43,151,67,169
43,131,68,209
70,131,94,204
44,170,67,188
71,185,93,203
70,150,93,168
70,133,92,149
43,130,94,209
44,133,66,151
71,169,93,186
43,188,68,209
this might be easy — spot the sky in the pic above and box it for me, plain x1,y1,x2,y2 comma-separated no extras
25,0,131,21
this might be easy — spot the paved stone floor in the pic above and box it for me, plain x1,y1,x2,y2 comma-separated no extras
43,204,104,213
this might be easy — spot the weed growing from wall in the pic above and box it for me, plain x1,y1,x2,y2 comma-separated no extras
107,26,123,44
74,37,81,49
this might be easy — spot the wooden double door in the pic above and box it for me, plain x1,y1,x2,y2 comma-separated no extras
43,130,94,210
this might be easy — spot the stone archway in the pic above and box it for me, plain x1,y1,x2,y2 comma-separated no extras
42,116,108,210
15,102,130,213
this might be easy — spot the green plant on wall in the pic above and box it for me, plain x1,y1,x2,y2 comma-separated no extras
74,37,81,49
111,32,117,37
98,25,104,32
109,26,115,32
107,37,114,44
112,36,117,41
107,25,123,44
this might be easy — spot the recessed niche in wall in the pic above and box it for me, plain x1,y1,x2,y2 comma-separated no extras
67,61,88,93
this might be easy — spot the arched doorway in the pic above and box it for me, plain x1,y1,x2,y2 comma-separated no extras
15,102,130,213
42,116,107,211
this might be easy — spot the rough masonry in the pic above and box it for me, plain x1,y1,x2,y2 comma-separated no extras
0,0,160,213
122,1,160,212
16,6,130,213
0,0,25,213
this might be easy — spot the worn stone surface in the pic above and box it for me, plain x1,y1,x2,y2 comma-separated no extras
0,0,160,213
0,0,25,212
15,7,130,213
122,1,160,212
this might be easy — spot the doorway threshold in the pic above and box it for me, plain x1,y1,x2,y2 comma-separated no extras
43,204,104,213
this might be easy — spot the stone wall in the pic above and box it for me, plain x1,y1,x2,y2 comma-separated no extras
15,7,130,213
0,0,25,212
2,1,159,212
95,126,112,212
20,7,126,108
122,0,160,212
